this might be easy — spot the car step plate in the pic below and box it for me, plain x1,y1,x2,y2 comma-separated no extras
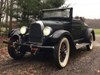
76,43,89,49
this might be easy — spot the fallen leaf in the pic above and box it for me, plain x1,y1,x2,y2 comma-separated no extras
96,70,100,73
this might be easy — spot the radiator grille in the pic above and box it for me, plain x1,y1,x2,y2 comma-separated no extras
29,23,43,43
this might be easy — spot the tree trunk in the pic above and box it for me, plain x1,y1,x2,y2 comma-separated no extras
0,0,3,36
9,0,13,31
5,0,9,35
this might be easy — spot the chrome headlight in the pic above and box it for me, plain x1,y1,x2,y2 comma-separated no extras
20,26,27,34
43,26,52,36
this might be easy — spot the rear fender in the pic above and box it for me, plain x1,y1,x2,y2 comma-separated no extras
85,28,95,41
91,30,95,41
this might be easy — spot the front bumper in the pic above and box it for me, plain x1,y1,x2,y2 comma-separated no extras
3,40,55,50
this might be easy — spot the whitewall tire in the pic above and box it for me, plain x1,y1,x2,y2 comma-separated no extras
54,37,70,68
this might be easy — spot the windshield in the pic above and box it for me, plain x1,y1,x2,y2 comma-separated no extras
42,9,70,18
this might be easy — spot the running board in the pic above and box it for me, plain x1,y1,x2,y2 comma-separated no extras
76,43,89,49
74,38,84,43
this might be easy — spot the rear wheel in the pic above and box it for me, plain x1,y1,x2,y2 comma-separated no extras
86,33,94,51
54,37,70,68
8,37,26,60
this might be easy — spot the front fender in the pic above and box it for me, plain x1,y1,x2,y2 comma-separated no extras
50,30,76,51
52,30,71,39
8,28,20,38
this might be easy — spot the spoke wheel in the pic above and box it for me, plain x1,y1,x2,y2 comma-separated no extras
54,37,70,68
8,37,26,60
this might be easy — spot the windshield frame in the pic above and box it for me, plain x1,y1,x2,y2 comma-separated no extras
41,8,73,20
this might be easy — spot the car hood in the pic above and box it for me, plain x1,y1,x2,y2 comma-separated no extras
41,20,70,26
39,20,71,32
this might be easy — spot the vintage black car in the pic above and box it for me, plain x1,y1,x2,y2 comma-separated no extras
4,8,95,68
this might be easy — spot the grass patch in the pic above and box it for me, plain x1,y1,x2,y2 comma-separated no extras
94,29,100,34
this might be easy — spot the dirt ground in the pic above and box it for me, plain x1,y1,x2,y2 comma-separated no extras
0,35,100,75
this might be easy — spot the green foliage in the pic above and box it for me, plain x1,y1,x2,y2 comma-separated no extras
94,29,100,34
44,0,64,8
17,0,41,15
14,0,41,24
12,0,64,26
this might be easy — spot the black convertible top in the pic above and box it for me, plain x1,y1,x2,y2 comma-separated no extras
42,8,72,12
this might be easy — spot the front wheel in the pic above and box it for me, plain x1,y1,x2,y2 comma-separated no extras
54,37,70,68
8,37,26,60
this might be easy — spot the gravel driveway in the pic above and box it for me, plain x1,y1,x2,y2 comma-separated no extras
0,35,100,75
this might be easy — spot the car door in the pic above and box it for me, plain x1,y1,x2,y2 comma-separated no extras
71,20,83,40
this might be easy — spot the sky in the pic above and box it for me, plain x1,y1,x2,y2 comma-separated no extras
65,0,100,19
